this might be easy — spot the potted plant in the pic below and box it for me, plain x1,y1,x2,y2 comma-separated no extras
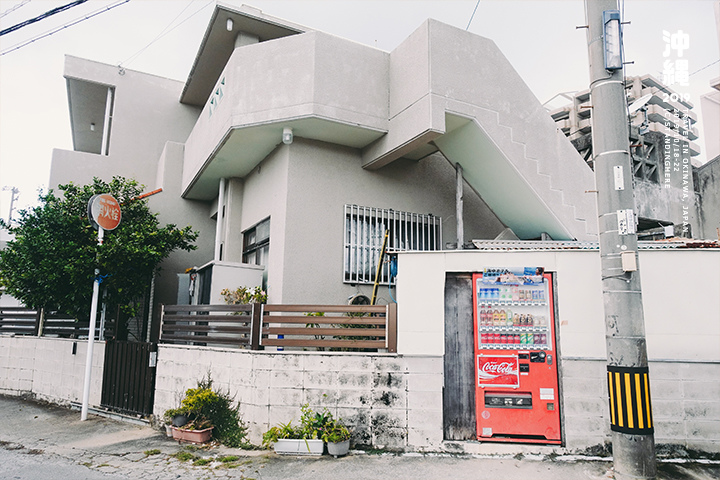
261,404,331,455
165,375,250,447
162,407,185,437
322,419,351,457
168,389,214,444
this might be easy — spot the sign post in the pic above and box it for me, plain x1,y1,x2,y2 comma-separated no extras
81,194,121,421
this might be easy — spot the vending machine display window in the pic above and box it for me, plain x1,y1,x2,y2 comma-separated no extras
472,268,562,444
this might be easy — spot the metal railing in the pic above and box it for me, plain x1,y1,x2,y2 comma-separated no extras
160,303,397,353
343,204,442,285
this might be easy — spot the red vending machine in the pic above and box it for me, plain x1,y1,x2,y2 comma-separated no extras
472,268,562,444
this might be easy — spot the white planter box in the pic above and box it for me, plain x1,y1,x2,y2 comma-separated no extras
274,439,324,456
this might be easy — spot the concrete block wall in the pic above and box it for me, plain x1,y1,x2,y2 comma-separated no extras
562,359,720,453
0,336,105,406
154,345,444,450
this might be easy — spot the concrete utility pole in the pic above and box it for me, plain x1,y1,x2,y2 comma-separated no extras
584,1,657,479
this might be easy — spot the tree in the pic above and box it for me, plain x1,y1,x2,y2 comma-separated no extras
0,177,198,322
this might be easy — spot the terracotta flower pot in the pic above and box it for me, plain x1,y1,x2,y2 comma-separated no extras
171,426,213,444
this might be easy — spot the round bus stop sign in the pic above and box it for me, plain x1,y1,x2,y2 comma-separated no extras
88,194,121,231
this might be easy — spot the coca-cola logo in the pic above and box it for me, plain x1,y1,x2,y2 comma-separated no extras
477,355,519,387
481,361,516,375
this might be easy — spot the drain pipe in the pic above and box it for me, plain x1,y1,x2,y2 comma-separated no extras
456,163,464,249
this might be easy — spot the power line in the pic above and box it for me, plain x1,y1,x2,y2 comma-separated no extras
0,0,88,36
690,58,720,77
0,0,32,20
466,0,481,30
119,0,209,69
0,0,129,56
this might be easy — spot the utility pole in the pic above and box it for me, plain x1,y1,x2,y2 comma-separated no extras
584,1,657,479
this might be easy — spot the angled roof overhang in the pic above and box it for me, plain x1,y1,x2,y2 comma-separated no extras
180,3,307,106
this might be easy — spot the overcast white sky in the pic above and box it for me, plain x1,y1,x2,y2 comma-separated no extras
0,0,718,221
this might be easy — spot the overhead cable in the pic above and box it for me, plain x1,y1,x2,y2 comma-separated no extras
0,0,88,36
119,0,209,69
466,0,481,30
0,0,32,20
0,0,129,56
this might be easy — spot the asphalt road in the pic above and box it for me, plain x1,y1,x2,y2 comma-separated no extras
0,395,718,480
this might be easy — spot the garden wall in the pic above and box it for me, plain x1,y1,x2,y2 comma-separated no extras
562,359,720,453
0,336,105,406
154,345,444,450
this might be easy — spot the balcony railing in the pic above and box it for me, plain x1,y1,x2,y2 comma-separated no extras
160,303,397,353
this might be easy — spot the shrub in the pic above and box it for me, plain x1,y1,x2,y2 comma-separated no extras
220,286,267,305
166,375,250,448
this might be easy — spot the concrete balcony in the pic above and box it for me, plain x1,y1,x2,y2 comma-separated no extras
181,31,389,200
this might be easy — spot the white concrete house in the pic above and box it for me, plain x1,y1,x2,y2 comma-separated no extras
50,3,597,316
9,2,713,454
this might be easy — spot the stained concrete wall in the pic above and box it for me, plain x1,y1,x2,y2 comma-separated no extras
154,345,443,450
0,337,105,407
563,359,720,453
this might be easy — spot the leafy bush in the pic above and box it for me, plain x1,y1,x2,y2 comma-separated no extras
166,375,250,448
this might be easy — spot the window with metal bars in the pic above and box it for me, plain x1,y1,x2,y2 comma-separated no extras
343,205,442,285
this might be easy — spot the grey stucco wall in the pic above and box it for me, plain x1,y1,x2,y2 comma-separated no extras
148,142,216,319
278,138,504,304
51,56,200,191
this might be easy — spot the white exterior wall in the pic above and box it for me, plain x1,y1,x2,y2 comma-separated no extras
154,346,443,450
0,337,105,407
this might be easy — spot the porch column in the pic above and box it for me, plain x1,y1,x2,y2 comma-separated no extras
214,178,226,261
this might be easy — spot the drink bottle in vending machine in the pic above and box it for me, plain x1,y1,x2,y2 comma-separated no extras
472,268,561,444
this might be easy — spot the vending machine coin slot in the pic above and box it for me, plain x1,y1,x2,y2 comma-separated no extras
530,351,546,363
485,392,533,409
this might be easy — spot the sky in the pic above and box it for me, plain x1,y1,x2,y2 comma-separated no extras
0,0,718,222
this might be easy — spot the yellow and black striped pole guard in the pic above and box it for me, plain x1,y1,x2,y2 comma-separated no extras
606,365,654,435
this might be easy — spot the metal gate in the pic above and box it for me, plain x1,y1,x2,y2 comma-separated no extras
101,341,157,416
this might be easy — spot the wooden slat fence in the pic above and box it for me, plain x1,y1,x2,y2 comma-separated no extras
160,303,397,353
0,307,114,338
